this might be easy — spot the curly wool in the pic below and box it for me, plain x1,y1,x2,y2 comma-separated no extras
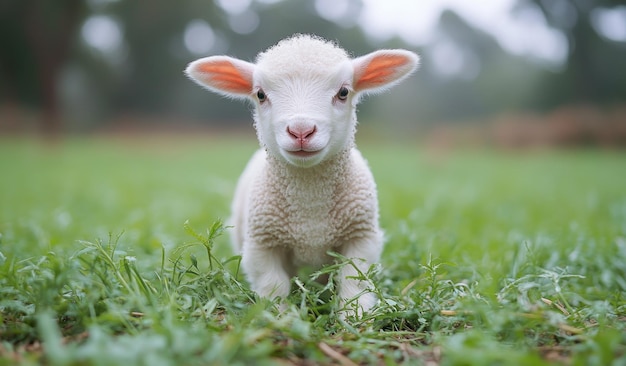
255,34,350,81
233,148,383,271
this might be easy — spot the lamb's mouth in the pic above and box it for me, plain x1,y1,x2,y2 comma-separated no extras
288,149,320,158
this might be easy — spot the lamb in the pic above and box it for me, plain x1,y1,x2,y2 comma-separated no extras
185,34,419,315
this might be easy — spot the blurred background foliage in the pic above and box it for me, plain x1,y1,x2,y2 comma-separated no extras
0,0,625,146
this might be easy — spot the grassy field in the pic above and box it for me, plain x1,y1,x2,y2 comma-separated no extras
1,135,625,365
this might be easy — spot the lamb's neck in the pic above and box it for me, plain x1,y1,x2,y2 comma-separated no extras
268,149,352,184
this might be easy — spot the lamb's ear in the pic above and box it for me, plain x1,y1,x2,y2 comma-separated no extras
352,50,419,94
185,56,255,99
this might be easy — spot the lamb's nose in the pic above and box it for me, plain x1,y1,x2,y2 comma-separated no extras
287,125,316,142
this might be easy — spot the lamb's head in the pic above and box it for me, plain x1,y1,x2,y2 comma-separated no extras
186,34,419,168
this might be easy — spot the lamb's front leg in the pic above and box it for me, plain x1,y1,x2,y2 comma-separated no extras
242,245,291,303
337,233,383,316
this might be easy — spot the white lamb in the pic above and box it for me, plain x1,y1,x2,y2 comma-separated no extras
186,34,419,315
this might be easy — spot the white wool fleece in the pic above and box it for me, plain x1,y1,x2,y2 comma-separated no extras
185,34,419,315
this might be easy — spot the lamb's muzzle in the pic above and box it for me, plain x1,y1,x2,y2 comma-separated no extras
287,124,316,145
185,34,419,317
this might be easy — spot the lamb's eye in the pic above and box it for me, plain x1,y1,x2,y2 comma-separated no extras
257,89,267,103
337,86,349,101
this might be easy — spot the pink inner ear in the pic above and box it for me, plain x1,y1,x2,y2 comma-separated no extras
355,54,410,90
198,60,252,94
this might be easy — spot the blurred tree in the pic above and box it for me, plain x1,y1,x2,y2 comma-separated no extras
1,0,624,134
107,0,226,115
0,0,87,136
361,10,545,126
526,0,626,107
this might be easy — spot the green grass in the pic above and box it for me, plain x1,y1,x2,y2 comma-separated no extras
1,135,625,365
